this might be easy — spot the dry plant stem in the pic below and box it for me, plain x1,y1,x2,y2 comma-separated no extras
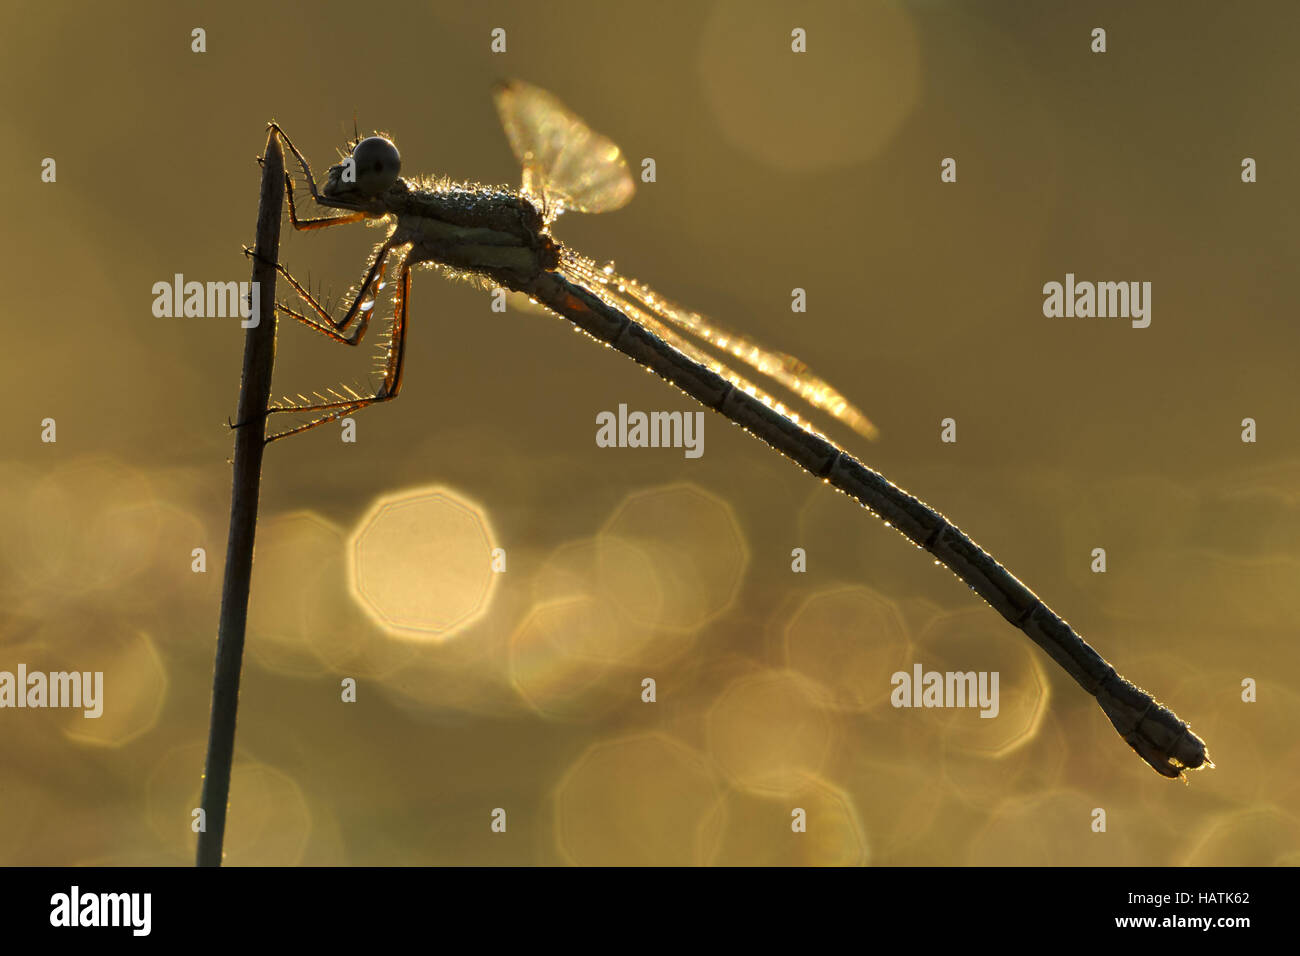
196,128,284,867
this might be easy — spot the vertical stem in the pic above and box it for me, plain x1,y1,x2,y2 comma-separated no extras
196,128,284,867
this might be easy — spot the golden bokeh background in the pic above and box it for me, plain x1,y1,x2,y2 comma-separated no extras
1,0,1297,865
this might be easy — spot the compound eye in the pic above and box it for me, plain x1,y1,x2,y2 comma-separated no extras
351,136,401,195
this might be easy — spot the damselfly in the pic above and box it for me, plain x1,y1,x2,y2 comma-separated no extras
256,81,1209,779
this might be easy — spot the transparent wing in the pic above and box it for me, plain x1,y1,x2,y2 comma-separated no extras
563,254,879,441
492,80,636,219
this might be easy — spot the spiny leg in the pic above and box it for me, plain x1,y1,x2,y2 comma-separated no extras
234,246,383,427
244,238,399,345
265,254,413,444
379,263,412,398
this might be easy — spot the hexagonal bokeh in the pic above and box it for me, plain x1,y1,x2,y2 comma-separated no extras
530,535,667,648
348,485,499,640
58,627,167,748
508,595,640,721
700,0,920,173
1179,807,1300,866
783,585,911,713
18,611,168,750
701,772,869,866
599,482,748,632
146,745,312,865
707,669,835,796
554,734,721,866
911,606,1050,760
17,456,160,596
511,521,742,721
249,511,417,678
968,789,1144,866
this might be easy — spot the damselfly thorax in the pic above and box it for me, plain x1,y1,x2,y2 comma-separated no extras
389,182,559,286
310,138,561,287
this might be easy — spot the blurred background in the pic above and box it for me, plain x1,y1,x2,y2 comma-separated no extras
1,0,1298,865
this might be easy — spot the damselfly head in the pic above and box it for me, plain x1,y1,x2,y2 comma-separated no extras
323,135,401,199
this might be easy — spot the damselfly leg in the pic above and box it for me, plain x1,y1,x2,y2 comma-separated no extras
244,127,414,442
252,237,399,345
259,249,412,443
